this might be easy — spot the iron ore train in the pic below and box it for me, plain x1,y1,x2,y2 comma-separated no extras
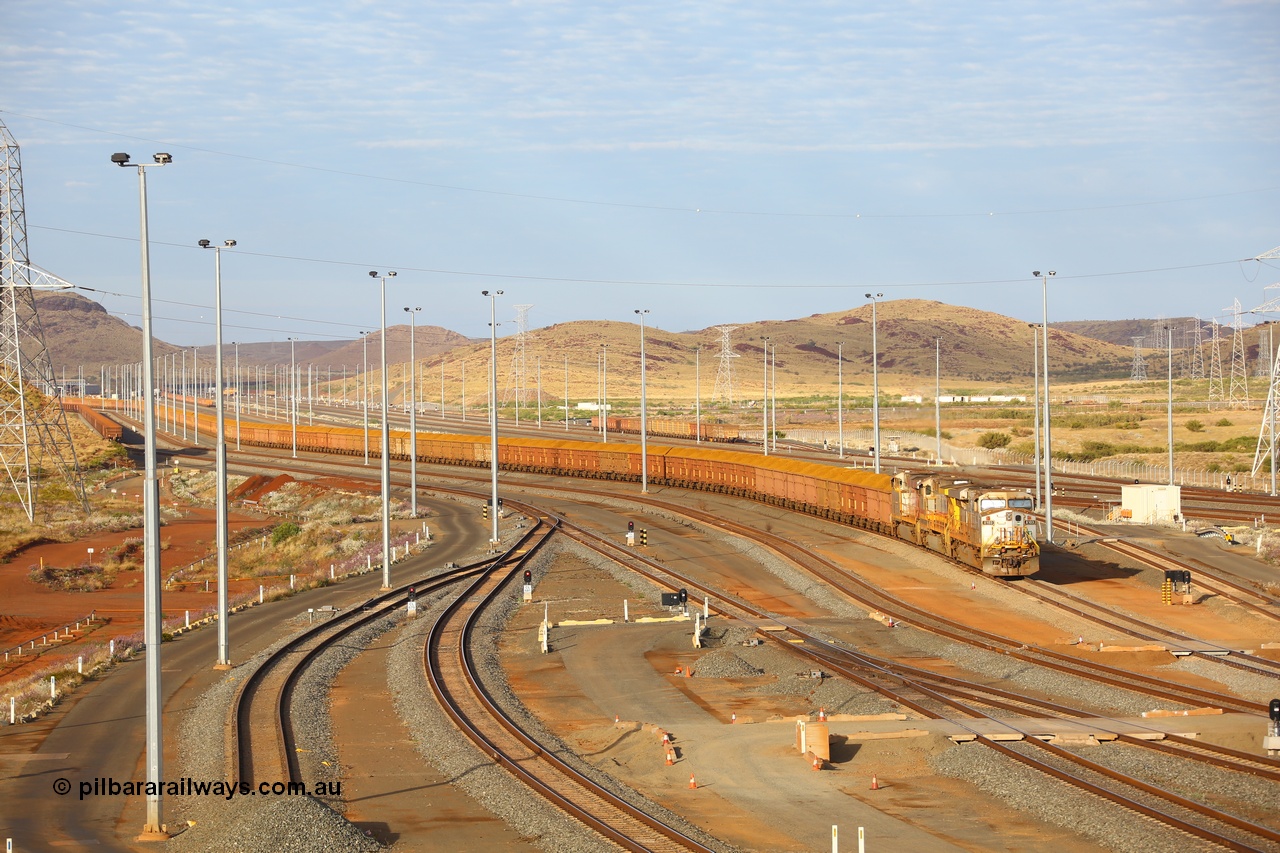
590,416,742,443
74,401,1040,577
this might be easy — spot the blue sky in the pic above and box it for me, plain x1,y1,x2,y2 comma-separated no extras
3,1,1278,346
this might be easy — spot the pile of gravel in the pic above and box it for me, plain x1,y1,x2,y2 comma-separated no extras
930,742,1223,853
691,648,765,679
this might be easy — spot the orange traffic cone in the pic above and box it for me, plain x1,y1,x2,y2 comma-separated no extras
675,666,683,675
818,707,826,721
689,773,697,789
870,774,880,790
662,732,670,744
730,712,737,724
665,748,675,766
811,756,822,771
614,714,619,724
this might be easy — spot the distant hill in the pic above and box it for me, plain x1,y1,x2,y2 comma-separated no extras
31,292,1178,402
34,290,183,377
1054,317,1201,348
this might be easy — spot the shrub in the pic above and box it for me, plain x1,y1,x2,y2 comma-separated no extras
1216,418,1233,427
1185,420,1204,433
977,431,1012,449
271,521,302,545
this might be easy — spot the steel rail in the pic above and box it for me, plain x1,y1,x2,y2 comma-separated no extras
421,515,716,853
552,515,1280,852
230,556,495,786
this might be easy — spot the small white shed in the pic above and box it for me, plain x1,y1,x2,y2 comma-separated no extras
1120,483,1182,524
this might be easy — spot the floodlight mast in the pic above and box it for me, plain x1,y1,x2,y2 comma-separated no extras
112,150,171,840
482,290,503,545
370,271,396,588
199,238,236,670
1034,271,1056,542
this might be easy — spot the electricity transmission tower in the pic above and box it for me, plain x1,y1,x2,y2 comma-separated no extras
712,325,739,403
0,119,89,520
1186,317,1205,380
1207,320,1225,407
1227,299,1250,407
1250,283,1280,479
1129,337,1147,382
502,304,532,412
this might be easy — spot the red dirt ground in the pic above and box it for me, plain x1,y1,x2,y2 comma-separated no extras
0,474,271,676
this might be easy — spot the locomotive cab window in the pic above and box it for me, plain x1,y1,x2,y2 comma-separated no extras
979,498,1006,511
1009,498,1033,510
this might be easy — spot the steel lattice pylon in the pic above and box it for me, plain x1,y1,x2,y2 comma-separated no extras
1249,283,1280,479
1186,317,1205,380
1227,299,1250,407
501,304,532,411
1129,336,1147,382
0,119,88,520
712,325,739,403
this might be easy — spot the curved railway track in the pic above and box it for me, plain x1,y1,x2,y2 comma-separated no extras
105,409,1280,849
228,503,719,851
422,513,718,853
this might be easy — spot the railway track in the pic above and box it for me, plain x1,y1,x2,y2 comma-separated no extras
229,557,494,787
227,502,719,852
422,512,717,853
549,511,1280,852
107,410,1280,848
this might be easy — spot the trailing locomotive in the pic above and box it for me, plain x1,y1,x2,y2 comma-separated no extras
92,400,1039,577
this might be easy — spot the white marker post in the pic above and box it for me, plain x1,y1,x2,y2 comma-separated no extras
623,600,629,622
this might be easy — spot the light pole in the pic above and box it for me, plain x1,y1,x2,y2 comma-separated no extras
198,238,235,670
181,349,188,440
635,309,650,492
762,336,770,456
1165,325,1174,486
838,341,844,458
563,355,569,432
404,306,422,517
695,345,701,444
866,293,883,473
1034,271,1056,542
360,331,371,464
482,290,503,545
370,271,396,588
935,338,942,465
233,341,241,451
601,344,609,443
192,346,199,447
1028,324,1041,508
771,342,777,453
287,337,298,458
111,149,171,839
